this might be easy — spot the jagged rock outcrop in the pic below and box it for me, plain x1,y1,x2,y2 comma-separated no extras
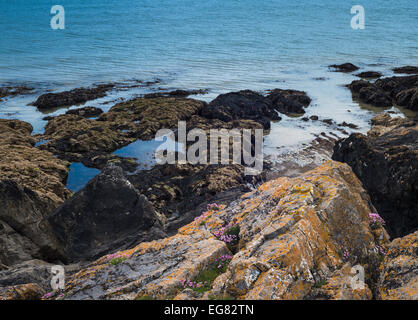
0,120,70,267
43,161,391,300
332,114,417,238
348,75,418,110
378,231,418,300
65,106,103,118
48,164,166,262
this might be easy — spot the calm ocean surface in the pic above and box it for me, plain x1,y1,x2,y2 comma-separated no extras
0,0,417,190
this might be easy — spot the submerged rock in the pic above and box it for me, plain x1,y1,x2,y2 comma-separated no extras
45,161,391,300
378,231,418,300
32,84,114,110
355,71,382,79
392,66,418,75
48,164,166,262
332,114,417,238
0,119,70,267
328,63,359,72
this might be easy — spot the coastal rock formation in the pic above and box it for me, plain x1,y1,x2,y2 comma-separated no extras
332,114,417,238
392,66,418,75
355,71,382,79
201,90,281,129
348,75,418,110
48,164,166,262
378,231,418,300
127,163,259,233
265,89,311,116
43,161,391,300
0,120,70,266
328,63,359,72
32,84,115,110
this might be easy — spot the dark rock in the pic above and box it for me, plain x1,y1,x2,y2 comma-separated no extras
265,89,311,116
65,106,103,118
392,66,418,75
201,90,281,129
0,119,70,267
321,118,334,126
32,84,115,110
143,89,209,99
328,63,359,72
48,164,166,262
355,71,382,79
309,115,319,121
348,75,418,109
332,115,417,238
395,88,418,111
348,80,393,107
301,117,309,121
338,121,359,129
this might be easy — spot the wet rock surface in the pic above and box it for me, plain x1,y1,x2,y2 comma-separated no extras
392,66,418,75
48,164,166,262
332,114,417,238
43,161,391,300
355,71,382,79
32,84,115,110
0,119,70,267
348,75,418,110
328,63,359,72
0,85,33,101
202,90,281,129
265,89,311,116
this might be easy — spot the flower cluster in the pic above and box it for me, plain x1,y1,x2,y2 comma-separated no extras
207,203,220,211
213,223,238,244
375,245,386,256
179,279,207,289
106,252,131,264
41,291,54,300
369,213,385,228
343,248,350,261
194,211,210,226
215,255,233,270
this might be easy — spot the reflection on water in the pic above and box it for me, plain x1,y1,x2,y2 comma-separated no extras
114,135,181,172
66,162,101,193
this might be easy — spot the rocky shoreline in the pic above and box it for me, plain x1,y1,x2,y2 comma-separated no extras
0,65,417,300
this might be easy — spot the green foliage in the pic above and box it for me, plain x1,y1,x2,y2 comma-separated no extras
313,279,326,288
136,295,153,300
110,257,127,265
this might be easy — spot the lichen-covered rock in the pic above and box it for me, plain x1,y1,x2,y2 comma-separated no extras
0,283,45,300
50,161,389,300
332,114,417,238
0,120,70,266
378,231,418,300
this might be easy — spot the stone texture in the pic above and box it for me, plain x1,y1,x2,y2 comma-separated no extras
332,114,417,238
48,164,166,262
0,283,45,300
46,161,390,300
0,120,70,266
378,231,418,300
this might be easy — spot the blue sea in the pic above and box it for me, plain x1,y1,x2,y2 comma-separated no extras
0,0,417,190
